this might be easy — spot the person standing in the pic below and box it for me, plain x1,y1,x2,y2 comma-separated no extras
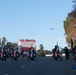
64,47,69,60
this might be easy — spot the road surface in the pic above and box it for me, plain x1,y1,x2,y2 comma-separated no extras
0,57,75,75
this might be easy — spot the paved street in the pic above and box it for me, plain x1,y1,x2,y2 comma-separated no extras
0,57,75,75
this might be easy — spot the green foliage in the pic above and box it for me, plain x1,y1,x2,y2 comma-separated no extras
0,37,7,47
72,0,76,9
45,50,52,54
37,44,53,56
0,38,1,46
36,44,45,56
0,37,18,52
63,0,76,45
68,9,76,19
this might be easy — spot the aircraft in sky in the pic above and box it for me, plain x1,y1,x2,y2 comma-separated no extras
50,28,54,30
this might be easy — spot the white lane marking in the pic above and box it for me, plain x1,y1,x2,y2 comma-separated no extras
21,65,26,68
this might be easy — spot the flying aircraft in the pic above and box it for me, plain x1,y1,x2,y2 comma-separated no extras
50,28,54,30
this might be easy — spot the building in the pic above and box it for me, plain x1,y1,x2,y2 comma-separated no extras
18,39,36,54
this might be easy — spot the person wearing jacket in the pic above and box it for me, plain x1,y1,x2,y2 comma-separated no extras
64,47,69,60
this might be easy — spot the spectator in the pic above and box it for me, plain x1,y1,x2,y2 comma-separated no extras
64,47,69,60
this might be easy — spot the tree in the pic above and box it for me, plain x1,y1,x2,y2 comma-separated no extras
45,50,52,54
39,44,45,56
2,37,7,47
73,0,76,9
6,42,18,50
0,38,1,47
36,44,45,56
36,50,41,56
63,0,76,45
6,42,12,50
40,44,44,51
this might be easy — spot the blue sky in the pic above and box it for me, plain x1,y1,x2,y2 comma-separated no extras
0,0,73,50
